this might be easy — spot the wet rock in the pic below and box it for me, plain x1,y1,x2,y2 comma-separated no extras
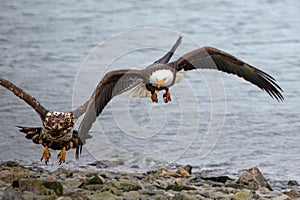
130,165,139,169
238,167,272,191
88,191,117,200
165,179,196,191
287,180,299,186
183,165,193,175
165,184,195,191
233,190,251,200
43,181,64,196
157,167,191,178
284,189,300,199
88,160,125,168
53,168,69,176
157,168,178,177
0,161,24,168
273,194,291,200
176,167,190,178
202,176,233,183
115,180,142,192
0,165,30,183
123,191,140,199
85,175,104,185
62,191,89,200
0,188,23,200
23,191,57,200
173,192,195,200
154,180,168,189
78,175,104,189
13,179,63,196
100,184,122,196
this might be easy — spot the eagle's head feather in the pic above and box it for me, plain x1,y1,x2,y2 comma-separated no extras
149,69,174,88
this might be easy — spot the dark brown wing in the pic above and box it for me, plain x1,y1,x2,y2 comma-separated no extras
0,77,48,118
168,46,284,101
78,69,145,143
72,37,182,120
72,100,89,119
154,36,182,64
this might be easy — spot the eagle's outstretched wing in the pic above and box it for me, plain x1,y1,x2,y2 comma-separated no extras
78,69,144,144
168,46,284,101
74,37,182,119
72,100,89,119
154,36,182,64
0,77,49,118
77,36,184,144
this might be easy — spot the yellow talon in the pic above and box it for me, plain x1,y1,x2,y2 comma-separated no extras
41,146,51,165
57,147,66,165
151,93,158,103
163,91,171,103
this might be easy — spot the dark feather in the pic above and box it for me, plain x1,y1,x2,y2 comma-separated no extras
72,100,89,119
169,46,284,101
77,36,184,144
154,36,182,64
0,77,49,118
78,69,144,143
17,126,42,145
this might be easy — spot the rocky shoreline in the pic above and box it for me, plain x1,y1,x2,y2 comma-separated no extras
0,161,299,200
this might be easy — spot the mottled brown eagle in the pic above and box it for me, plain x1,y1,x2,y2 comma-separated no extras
0,77,88,164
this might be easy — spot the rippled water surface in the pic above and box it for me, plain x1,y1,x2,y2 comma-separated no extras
0,0,299,189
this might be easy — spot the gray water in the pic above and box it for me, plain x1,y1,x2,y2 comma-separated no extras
0,0,299,189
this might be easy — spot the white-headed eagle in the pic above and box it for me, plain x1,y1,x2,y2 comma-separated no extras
78,36,283,146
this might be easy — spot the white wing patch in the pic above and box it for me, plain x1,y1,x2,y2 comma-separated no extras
130,83,152,98
175,69,187,83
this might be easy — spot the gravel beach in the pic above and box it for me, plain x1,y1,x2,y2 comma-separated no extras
0,161,299,200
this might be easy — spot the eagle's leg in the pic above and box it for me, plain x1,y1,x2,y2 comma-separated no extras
163,88,171,103
151,91,158,103
41,146,51,165
57,147,66,165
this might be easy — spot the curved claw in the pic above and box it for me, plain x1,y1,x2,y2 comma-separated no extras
163,91,171,103
57,147,66,165
151,93,158,103
41,146,51,165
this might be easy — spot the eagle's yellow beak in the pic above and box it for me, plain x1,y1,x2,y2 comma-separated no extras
157,79,165,89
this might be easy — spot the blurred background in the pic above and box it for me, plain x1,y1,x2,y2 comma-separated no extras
0,0,299,189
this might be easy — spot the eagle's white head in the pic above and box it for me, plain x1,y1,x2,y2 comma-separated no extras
149,69,174,88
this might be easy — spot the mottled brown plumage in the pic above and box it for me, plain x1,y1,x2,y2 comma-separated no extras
0,77,88,164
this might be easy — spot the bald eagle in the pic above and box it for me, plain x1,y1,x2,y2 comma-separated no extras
78,36,283,145
0,36,182,164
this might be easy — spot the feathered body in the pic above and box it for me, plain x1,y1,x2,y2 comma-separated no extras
18,112,81,152
78,36,284,145
0,77,87,164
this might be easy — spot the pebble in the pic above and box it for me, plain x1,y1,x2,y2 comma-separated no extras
0,161,299,199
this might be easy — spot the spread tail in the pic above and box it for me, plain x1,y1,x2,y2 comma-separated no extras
17,126,42,144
